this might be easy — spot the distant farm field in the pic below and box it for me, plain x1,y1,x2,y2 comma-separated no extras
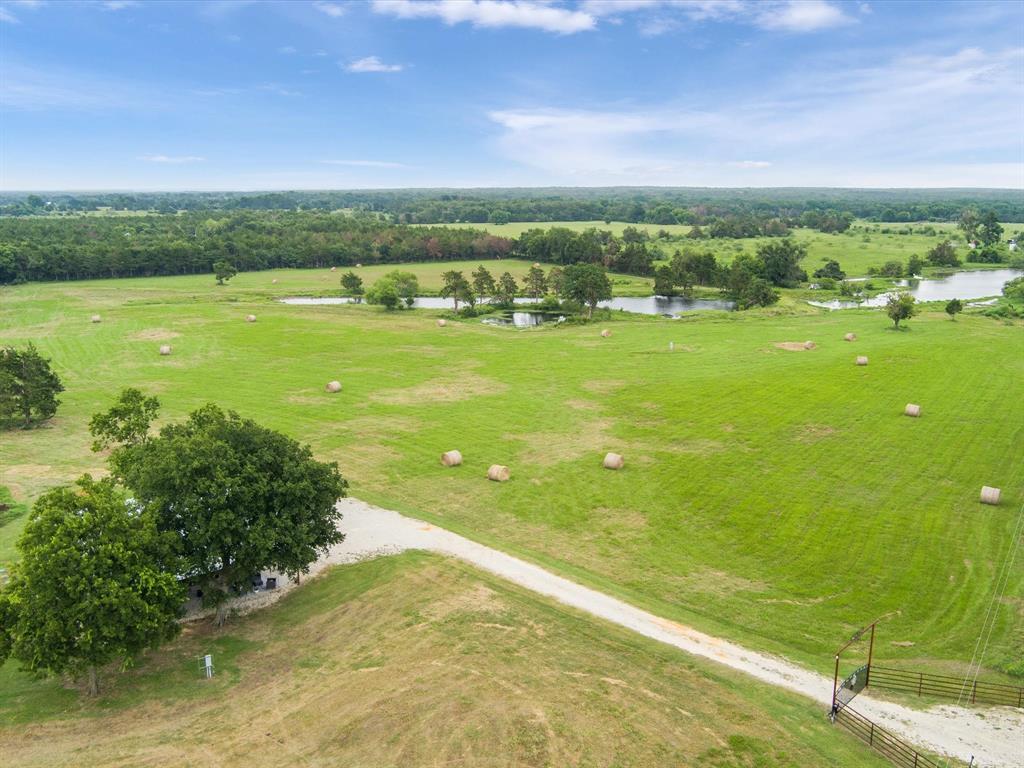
1,267,1021,681
0,552,888,767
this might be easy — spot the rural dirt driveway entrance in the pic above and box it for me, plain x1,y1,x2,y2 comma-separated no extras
303,498,1023,767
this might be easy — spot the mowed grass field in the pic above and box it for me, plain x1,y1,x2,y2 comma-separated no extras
452,220,1019,278
0,552,890,767
1,268,1022,682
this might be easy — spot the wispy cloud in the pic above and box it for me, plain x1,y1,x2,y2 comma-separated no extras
278,45,297,54
102,1,139,10
583,0,852,33
139,154,205,164
372,0,596,34
487,46,1024,186
1,0,45,24
344,56,403,73
313,1,346,18
0,7,20,24
755,0,852,32
321,159,409,168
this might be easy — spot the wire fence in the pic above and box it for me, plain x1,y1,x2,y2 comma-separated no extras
869,666,1024,708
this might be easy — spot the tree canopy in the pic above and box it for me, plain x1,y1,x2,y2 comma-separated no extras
561,263,612,318
0,343,64,429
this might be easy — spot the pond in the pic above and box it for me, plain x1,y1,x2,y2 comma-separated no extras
279,295,735,315
808,269,1022,310
482,311,564,328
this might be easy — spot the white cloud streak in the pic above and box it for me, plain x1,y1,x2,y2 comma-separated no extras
139,154,205,164
321,160,409,168
372,0,596,34
345,56,403,73
312,1,346,18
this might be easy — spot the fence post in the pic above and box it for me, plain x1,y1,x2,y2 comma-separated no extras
971,681,977,705
868,721,874,746
918,672,923,697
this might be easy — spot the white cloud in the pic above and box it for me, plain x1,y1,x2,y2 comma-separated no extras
321,159,408,168
278,45,297,54
755,0,852,32
140,154,205,164
0,7,19,23
373,0,596,34
486,47,1024,186
102,1,139,10
345,56,403,73
312,1,346,18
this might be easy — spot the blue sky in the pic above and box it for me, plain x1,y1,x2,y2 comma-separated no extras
1,0,1022,190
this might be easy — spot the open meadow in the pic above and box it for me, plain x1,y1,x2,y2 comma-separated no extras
0,552,890,767
2,266,1021,686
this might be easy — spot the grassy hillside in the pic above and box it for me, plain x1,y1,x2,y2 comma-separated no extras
0,552,889,768
0,269,1021,680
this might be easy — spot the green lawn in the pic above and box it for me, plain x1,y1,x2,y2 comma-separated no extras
1,268,1021,682
0,552,890,767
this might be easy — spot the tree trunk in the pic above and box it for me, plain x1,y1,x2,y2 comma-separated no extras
87,666,99,697
215,601,229,628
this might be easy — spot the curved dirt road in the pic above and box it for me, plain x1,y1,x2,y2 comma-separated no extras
289,498,1023,767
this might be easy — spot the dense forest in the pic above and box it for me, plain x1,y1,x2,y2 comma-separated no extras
2,187,1021,223
0,212,671,284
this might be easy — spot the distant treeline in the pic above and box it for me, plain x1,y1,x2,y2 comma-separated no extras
2,187,1021,223
0,212,666,284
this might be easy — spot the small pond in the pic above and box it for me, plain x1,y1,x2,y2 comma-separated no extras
280,295,735,315
482,311,564,328
808,269,1022,310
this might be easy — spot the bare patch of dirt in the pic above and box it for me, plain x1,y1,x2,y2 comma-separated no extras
670,569,768,598
773,341,812,352
370,372,508,405
424,584,504,620
581,379,627,395
793,424,838,443
565,398,600,411
128,328,181,341
512,418,619,466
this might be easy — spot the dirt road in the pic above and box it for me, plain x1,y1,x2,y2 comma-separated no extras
269,498,1023,767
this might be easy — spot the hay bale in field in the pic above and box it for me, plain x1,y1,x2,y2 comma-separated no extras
90,314,102,323
856,356,868,366
603,452,624,470
844,333,857,342
804,340,816,350
325,380,342,393
441,450,462,467
904,403,921,418
532,262,541,268
355,263,363,268
487,464,510,482
330,266,337,272
437,318,447,327
980,486,1001,505
669,341,674,352
158,345,172,356
600,329,611,338
272,278,279,284
245,314,257,323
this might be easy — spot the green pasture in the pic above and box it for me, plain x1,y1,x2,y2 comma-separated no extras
1,269,1021,681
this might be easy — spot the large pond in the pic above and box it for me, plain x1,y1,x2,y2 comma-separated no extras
808,269,1022,310
280,295,735,315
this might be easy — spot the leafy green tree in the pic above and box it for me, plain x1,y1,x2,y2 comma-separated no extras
524,266,548,299
0,476,183,695
562,263,612,318
388,270,420,307
813,260,846,280
440,270,474,311
906,255,926,276
89,387,160,451
213,259,237,284
926,241,960,267
487,210,511,225
878,261,904,277
365,277,400,310
979,211,1003,247
340,271,364,301
756,239,807,287
0,343,64,429
653,265,676,296
957,207,980,243
886,292,917,328
547,266,565,298
110,404,348,626
945,298,963,319
723,255,779,309
494,271,519,307
471,264,496,301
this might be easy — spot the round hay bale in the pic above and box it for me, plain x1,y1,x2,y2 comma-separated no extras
325,380,342,393
272,278,279,284
904,403,921,418
355,263,363,268
486,464,510,482
856,356,868,366
844,333,857,342
330,266,337,272
437,318,447,327
158,345,172,356
600,329,611,338
803,340,816,350
90,314,102,323
245,314,257,323
441,450,462,467
980,486,1001,505
603,452,624,470
532,262,541,268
